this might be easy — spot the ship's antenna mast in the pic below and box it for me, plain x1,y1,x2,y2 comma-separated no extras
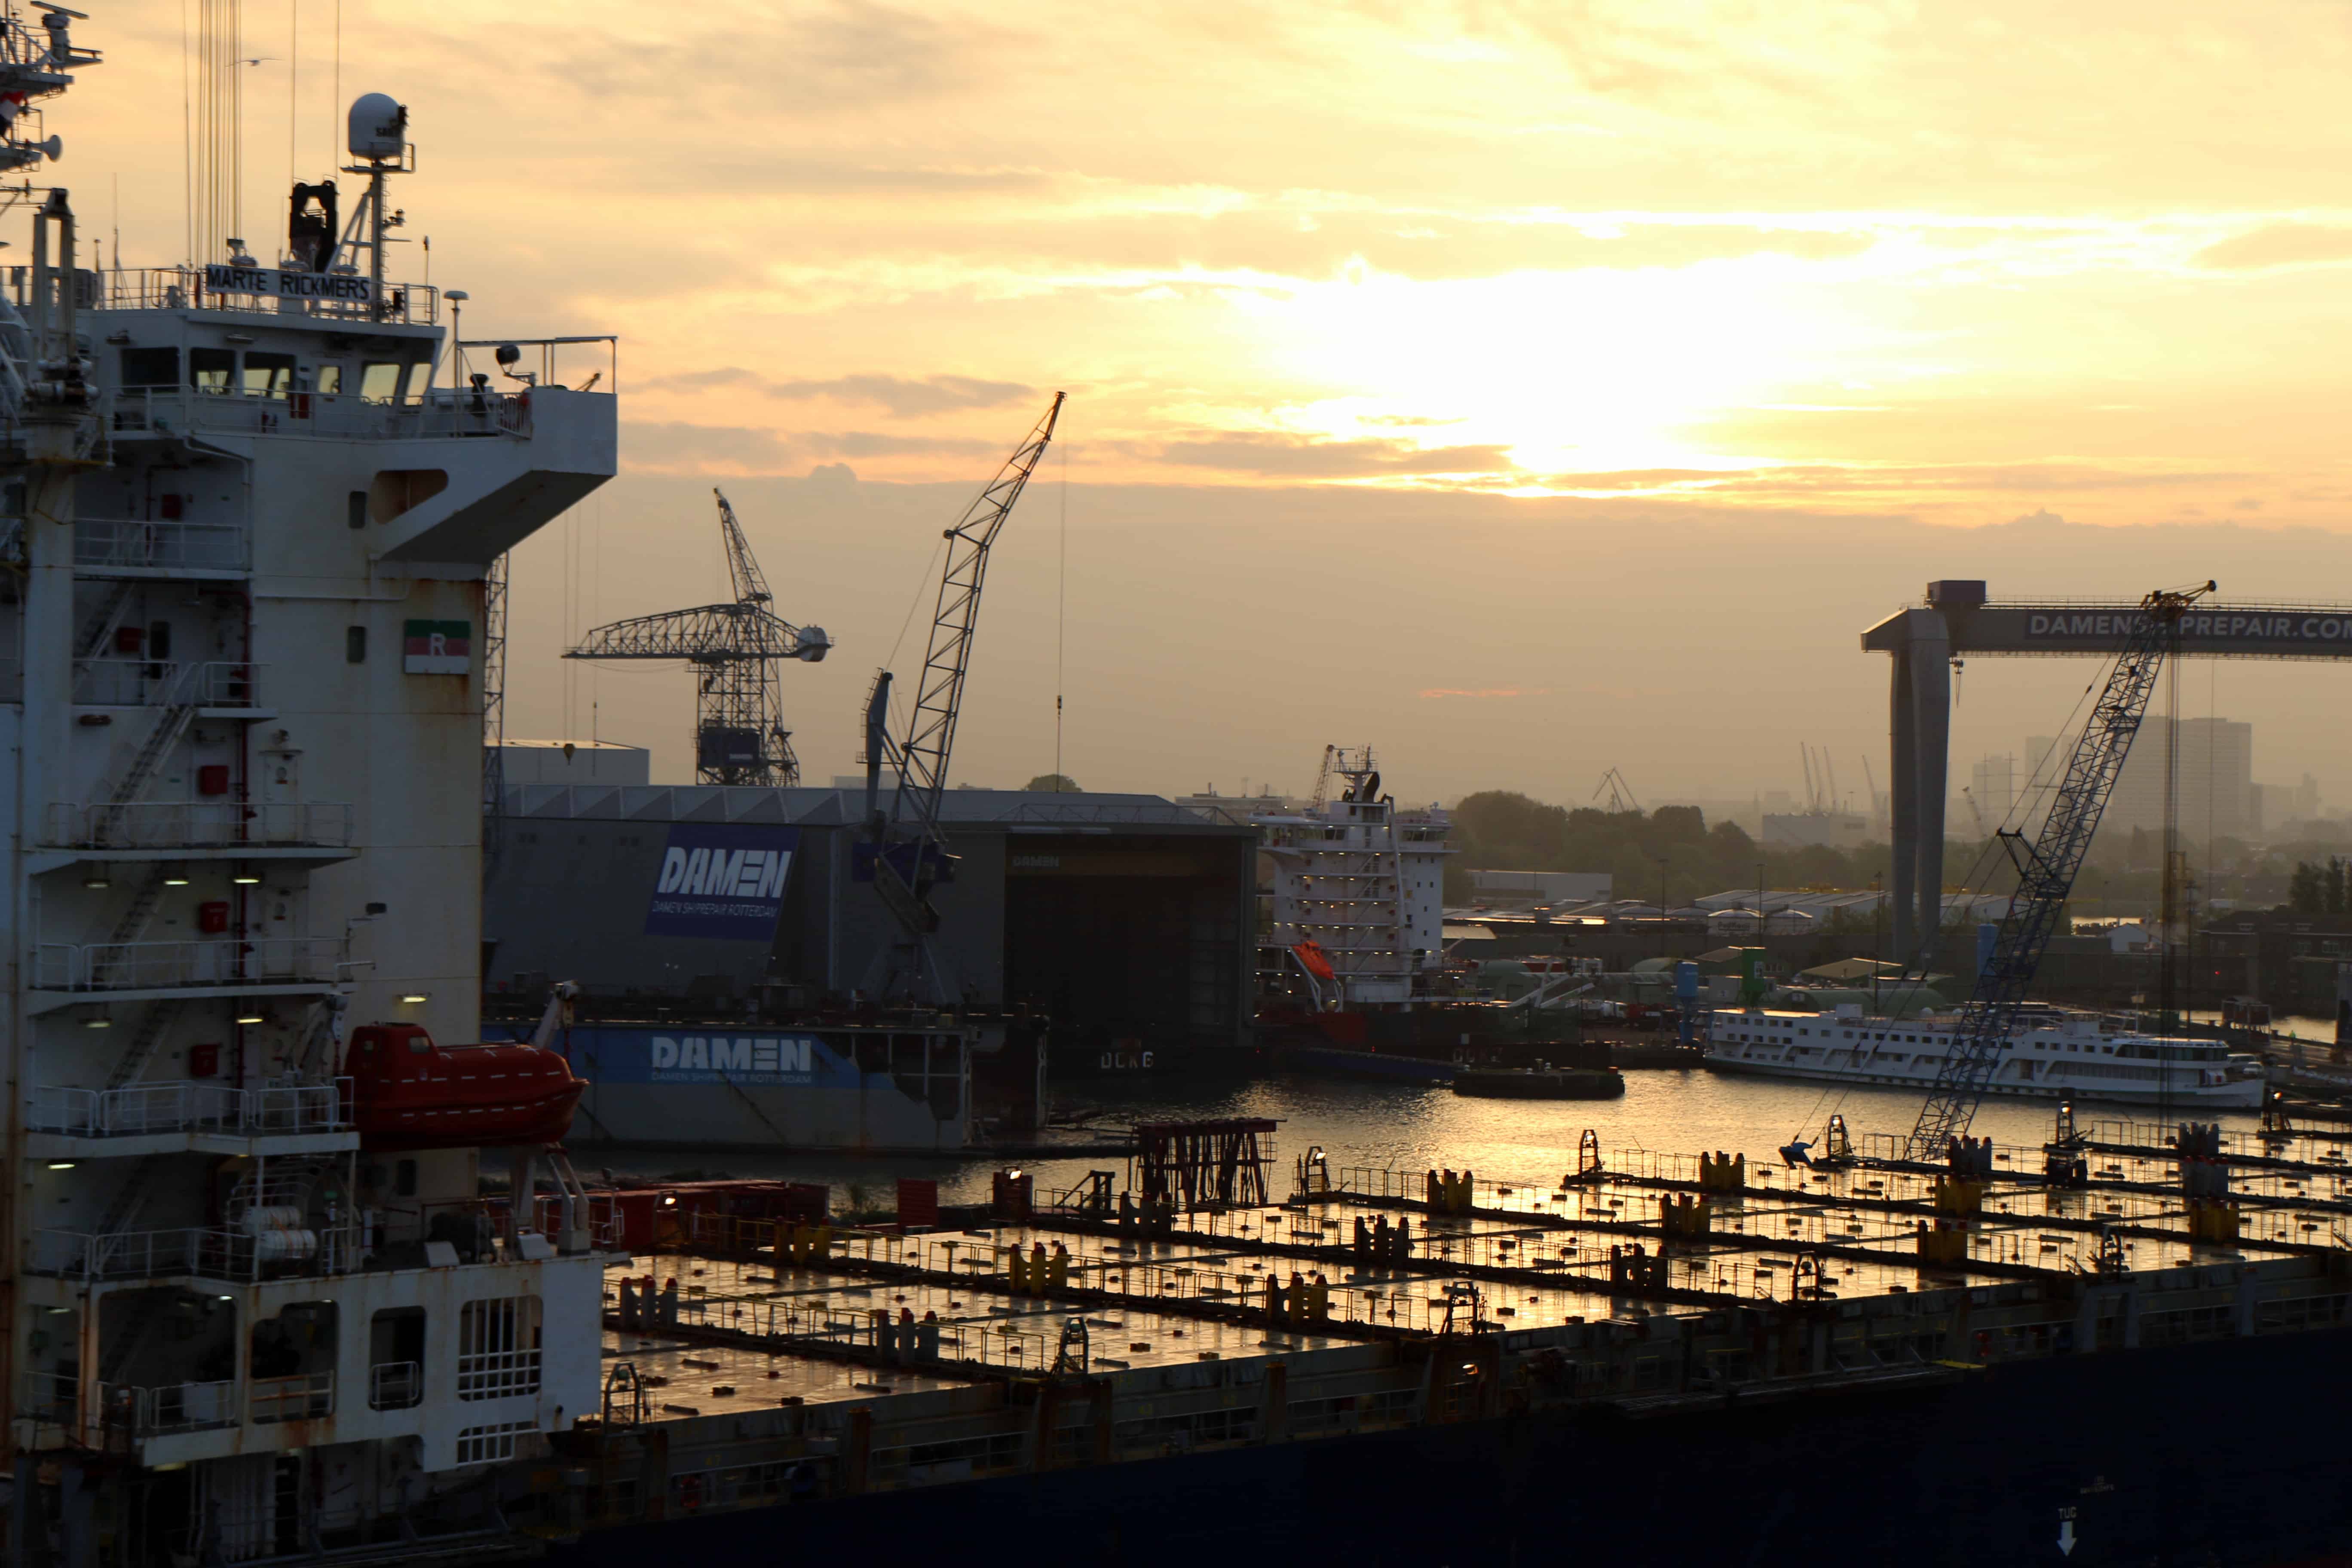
337,91,407,318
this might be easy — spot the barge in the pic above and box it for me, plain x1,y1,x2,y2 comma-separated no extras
518,1116,2352,1567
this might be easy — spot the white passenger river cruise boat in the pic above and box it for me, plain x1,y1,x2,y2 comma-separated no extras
1704,1003,2265,1108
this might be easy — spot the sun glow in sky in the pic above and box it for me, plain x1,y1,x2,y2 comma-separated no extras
58,2,2352,797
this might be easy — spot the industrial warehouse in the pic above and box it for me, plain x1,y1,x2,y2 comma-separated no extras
481,776,1257,1144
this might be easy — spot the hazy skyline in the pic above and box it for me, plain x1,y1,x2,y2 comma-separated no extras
69,2,2352,799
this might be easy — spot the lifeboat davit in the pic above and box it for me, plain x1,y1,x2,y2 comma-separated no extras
344,1023,586,1151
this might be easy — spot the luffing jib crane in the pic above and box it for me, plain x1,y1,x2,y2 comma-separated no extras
1905,580,2215,1161
859,391,1065,1003
565,490,830,786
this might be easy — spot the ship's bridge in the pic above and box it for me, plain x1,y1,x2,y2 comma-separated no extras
50,263,616,570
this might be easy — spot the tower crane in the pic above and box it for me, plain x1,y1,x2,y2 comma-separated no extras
1905,580,2214,1161
858,392,1065,1003
565,490,830,786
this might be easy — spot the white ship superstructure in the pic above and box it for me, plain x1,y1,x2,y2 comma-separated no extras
2,14,616,1561
1253,747,1449,1006
1705,1004,2263,1108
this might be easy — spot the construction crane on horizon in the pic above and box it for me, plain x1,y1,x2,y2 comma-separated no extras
565,490,831,786
1960,785,1990,837
859,392,1065,1003
1592,768,1643,815
1905,580,2215,1162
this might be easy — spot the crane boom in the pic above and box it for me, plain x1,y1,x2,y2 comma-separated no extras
565,490,829,785
1905,580,2215,1161
715,489,774,609
856,392,1065,1003
897,391,1064,835
567,603,818,661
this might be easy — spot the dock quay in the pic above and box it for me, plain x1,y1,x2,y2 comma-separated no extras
538,1128,2352,1568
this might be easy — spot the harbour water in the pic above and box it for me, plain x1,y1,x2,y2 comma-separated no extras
586,1062,2303,1207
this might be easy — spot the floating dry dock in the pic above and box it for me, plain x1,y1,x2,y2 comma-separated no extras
538,1119,2352,1567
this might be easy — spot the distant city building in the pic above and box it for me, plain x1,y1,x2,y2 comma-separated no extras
2104,716,2255,844
1969,753,2017,829
2024,721,2257,846
2256,772,2322,834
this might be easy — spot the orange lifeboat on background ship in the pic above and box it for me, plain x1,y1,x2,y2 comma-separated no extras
344,1023,586,1151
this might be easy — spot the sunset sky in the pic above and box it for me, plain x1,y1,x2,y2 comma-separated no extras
69,2,2352,813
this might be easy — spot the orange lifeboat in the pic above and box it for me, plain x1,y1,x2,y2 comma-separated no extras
344,1023,586,1151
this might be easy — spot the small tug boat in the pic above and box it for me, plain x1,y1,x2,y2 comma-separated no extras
346,983,586,1149
1452,1064,1625,1099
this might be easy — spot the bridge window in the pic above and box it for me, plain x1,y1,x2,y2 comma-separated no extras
190,347,235,393
243,351,297,398
119,346,178,388
360,361,406,402
317,363,345,395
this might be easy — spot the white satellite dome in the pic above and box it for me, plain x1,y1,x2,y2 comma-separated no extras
347,93,407,160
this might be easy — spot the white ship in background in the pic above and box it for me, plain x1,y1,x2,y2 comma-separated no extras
1252,746,1450,1008
1705,1003,2263,1108
2,9,617,1561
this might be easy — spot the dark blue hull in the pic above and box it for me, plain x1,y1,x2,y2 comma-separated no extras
1277,1044,1458,1084
552,1327,2352,1567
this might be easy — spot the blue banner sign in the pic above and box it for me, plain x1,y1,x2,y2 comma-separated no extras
567,1028,858,1089
643,824,798,939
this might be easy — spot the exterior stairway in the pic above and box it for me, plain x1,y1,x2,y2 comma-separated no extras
104,998,184,1090
73,578,135,659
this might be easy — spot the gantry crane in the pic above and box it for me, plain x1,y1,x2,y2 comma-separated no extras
1905,580,2215,1161
859,391,1065,1003
565,490,831,786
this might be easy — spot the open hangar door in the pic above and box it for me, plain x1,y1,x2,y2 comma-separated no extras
1002,834,1252,1072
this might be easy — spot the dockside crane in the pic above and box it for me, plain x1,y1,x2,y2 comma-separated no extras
1905,580,2214,1161
565,490,831,785
858,391,1065,1003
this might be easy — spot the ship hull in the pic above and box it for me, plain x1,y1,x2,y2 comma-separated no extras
547,1324,2352,1568
1274,1043,1459,1083
557,1024,975,1152
1452,1066,1625,1099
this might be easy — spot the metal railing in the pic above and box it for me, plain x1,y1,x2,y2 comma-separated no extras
31,1081,242,1136
245,1081,351,1135
34,936,346,991
33,1220,363,1283
104,1378,239,1436
75,517,248,573
28,1078,352,1139
109,385,532,443
370,1360,423,1410
45,799,355,850
249,1371,334,1424
90,265,441,324
22,1374,242,1446
455,1348,541,1402
72,658,261,708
